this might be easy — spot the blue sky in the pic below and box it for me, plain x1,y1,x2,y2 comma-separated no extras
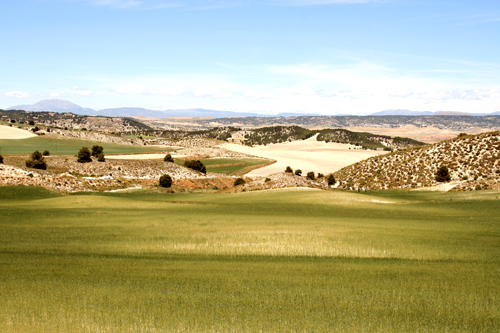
1,0,499,114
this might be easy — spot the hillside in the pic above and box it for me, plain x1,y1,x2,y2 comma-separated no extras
240,126,425,150
334,131,500,191
1,109,152,132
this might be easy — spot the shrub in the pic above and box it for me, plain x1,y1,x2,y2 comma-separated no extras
327,174,336,186
25,151,47,170
32,126,40,132
77,147,92,163
97,153,105,162
43,150,50,156
306,171,315,180
91,145,104,157
159,174,172,188
164,154,174,162
184,160,206,174
265,177,271,182
435,166,451,182
0,154,3,163
317,173,324,178
29,120,35,126
295,169,302,176
285,166,293,173
234,178,246,186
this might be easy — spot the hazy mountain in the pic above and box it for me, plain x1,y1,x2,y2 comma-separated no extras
8,99,97,115
371,110,435,116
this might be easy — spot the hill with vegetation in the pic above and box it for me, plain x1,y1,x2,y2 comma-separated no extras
334,131,500,191
0,109,152,133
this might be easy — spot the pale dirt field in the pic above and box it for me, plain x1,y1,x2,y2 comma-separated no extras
222,136,386,177
346,125,493,144
106,153,166,160
0,125,37,139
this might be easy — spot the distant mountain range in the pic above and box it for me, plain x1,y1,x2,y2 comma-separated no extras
6,99,319,118
5,99,500,118
370,109,500,116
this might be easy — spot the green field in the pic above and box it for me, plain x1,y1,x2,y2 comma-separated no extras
175,157,271,175
0,137,173,155
0,186,499,332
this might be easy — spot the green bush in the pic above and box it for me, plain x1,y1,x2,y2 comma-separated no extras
97,153,106,162
306,171,315,180
285,166,293,173
184,160,206,174
159,174,173,188
91,145,104,157
435,166,451,182
234,178,246,186
42,150,50,156
25,151,47,170
77,147,92,163
164,154,174,162
295,169,302,176
326,174,336,186
0,154,3,164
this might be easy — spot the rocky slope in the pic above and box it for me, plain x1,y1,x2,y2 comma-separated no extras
334,131,500,191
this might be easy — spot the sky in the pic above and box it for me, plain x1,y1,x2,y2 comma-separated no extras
1,0,500,115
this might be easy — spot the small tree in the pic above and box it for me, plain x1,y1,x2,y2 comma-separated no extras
327,174,336,186
295,169,302,176
159,174,172,188
91,145,104,157
184,160,206,174
25,151,47,170
435,166,451,182
97,153,105,162
234,178,246,186
43,150,50,156
163,153,174,162
306,171,315,180
29,120,35,126
0,154,3,164
77,147,92,163
317,173,324,178
285,166,293,173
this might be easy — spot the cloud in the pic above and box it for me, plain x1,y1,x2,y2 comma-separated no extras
416,89,500,102
72,86,94,96
4,91,34,98
244,90,277,100
113,84,184,96
194,85,234,98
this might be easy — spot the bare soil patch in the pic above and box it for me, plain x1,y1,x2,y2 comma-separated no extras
0,125,37,139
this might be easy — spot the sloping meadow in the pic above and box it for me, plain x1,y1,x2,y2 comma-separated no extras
0,186,499,332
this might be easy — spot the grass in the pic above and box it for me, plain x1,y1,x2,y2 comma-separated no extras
0,136,173,155
175,157,271,175
0,186,499,332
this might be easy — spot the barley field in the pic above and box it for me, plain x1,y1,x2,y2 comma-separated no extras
0,186,499,332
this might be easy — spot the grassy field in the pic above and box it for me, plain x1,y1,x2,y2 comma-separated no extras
0,136,173,155
176,157,271,175
0,186,499,332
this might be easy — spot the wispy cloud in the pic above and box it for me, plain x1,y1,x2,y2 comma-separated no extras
4,91,34,98
75,0,382,10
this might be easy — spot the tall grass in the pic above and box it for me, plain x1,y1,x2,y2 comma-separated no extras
0,186,498,332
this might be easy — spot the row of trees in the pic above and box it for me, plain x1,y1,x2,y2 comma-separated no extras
285,166,336,185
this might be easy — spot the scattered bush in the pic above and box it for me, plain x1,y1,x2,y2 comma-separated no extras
97,153,105,162
184,160,206,174
265,177,271,182
234,178,246,186
25,151,47,170
327,174,336,186
295,169,302,176
306,171,315,180
43,150,50,156
285,166,293,173
91,145,104,157
77,147,92,163
32,126,40,132
0,154,3,163
164,154,174,162
317,173,324,178
159,174,172,188
435,166,451,182
29,120,35,126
